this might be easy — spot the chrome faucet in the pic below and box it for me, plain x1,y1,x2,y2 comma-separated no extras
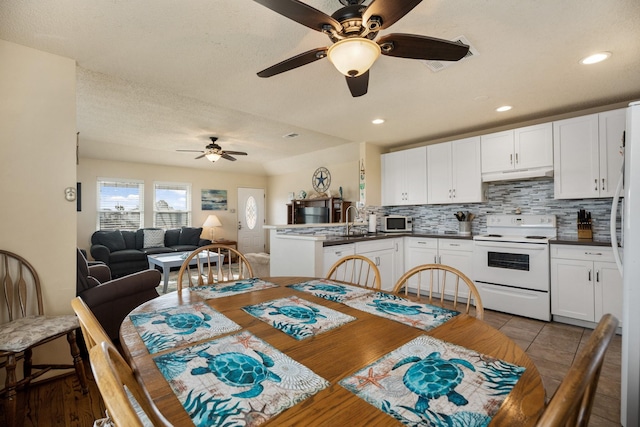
345,205,358,236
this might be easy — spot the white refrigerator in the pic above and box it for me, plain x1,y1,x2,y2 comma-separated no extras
622,100,640,426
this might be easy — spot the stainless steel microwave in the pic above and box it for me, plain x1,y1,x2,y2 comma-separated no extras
382,215,413,232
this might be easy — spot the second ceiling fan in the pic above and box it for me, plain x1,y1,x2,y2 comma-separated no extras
254,0,470,97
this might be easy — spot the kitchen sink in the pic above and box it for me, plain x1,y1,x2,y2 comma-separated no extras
337,233,378,239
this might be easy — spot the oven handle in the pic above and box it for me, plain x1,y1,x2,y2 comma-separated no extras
473,240,548,250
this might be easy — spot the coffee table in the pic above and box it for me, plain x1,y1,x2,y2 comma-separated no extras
147,251,223,293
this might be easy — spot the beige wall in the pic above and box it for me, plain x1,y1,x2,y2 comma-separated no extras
77,158,268,255
0,40,77,366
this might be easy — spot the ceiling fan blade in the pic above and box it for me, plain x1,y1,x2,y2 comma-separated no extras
378,33,469,61
195,154,206,159
176,149,204,153
346,71,369,97
253,0,341,33
362,0,423,30
224,151,248,156
221,153,237,161
258,47,328,77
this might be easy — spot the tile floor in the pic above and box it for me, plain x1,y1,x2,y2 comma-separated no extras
482,309,622,426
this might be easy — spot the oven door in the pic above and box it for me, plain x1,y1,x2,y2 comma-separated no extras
473,240,550,291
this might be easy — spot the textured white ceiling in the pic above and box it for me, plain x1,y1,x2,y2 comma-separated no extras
2,0,640,175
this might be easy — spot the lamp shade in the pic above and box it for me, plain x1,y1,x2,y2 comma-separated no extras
327,38,381,77
203,214,222,228
205,152,221,162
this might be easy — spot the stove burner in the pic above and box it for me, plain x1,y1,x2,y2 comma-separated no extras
487,234,502,238
525,236,547,239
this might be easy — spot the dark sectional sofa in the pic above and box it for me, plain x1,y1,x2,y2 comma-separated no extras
90,227,211,277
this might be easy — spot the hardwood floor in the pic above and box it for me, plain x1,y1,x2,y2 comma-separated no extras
0,309,622,426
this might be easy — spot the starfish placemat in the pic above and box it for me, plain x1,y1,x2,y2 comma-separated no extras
288,279,375,302
188,278,278,299
242,296,356,340
129,302,241,354
340,335,525,427
343,292,459,331
153,331,329,427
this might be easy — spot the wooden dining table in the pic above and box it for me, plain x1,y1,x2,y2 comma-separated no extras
119,277,546,426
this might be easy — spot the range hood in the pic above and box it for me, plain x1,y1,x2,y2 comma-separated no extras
482,167,554,183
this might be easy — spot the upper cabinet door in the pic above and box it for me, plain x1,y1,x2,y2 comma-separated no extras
514,123,553,170
598,108,626,197
452,136,483,203
480,130,514,173
381,147,427,206
553,114,600,199
427,142,453,204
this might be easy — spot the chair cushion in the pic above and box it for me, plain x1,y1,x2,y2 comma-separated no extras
0,315,79,352
95,231,126,252
143,229,165,248
179,227,202,245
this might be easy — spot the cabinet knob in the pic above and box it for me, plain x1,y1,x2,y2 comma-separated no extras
594,179,598,191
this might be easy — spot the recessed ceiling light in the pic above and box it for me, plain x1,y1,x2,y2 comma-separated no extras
372,118,385,125
580,52,611,65
496,105,512,112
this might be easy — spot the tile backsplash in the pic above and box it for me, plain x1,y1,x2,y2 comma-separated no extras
370,177,621,241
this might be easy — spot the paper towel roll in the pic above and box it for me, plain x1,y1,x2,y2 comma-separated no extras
368,214,377,233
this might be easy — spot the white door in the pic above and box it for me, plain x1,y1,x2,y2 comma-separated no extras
237,188,265,254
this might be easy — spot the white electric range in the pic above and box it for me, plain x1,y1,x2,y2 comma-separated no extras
473,214,557,321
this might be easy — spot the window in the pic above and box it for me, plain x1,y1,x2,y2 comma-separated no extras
154,182,191,228
97,179,144,230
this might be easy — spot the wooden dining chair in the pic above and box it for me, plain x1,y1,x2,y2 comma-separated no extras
534,313,619,427
0,250,88,427
176,244,254,292
392,263,484,319
71,296,113,350
89,341,170,427
326,255,382,289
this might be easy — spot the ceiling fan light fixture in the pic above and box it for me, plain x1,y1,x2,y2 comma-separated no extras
327,38,381,77
205,152,221,162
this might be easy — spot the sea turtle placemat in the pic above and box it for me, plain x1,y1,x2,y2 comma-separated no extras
343,292,459,332
129,302,241,354
288,279,375,302
242,296,356,340
340,335,525,427
153,331,329,427
188,278,278,299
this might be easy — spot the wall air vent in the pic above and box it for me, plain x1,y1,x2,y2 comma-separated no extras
423,35,478,73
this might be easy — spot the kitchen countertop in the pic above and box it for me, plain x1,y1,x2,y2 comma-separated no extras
550,238,615,247
322,232,473,247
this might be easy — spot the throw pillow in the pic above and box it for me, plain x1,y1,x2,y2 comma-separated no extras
164,228,181,247
179,227,202,246
96,230,126,252
143,229,165,248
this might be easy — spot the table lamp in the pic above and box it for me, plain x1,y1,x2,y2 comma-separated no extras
203,214,222,241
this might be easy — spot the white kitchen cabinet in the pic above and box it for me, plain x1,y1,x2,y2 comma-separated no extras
550,245,622,326
403,237,473,297
553,109,625,199
481,123,553,177
356,238,402,291
381,147,427,206
427,137,484,204
322,244,355,277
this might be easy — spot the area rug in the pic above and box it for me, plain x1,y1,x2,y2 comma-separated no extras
153,331,329,427
287,279,375,302
343,291,459,332
339,335,526,427
242,296,356,340
129,302,241,354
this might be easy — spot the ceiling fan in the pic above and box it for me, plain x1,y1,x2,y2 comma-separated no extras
254,0,470,97
177,137,248,162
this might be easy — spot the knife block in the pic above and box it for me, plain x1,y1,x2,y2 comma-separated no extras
578,220,593,240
